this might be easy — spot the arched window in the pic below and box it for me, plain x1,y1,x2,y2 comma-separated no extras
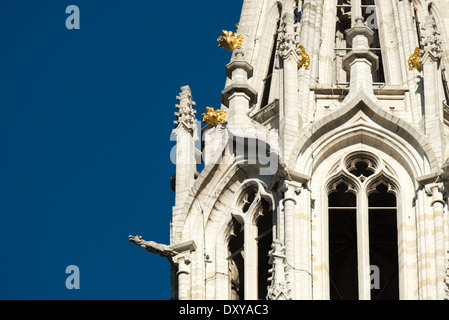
368,182,399,300
328,181,358,300
256,198,273,300
228,218,244,300
327,154,399,300
227,181,274,300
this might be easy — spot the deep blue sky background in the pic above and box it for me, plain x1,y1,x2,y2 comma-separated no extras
0,0,243,299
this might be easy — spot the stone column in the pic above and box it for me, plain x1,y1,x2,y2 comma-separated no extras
415,186,435,299
280,180,301,299
231,207,260,300
244,221,259,300
358,187,371,300
297,185,312,300
426,183,447,299
171,240,197,300
173,253,192,300
232,208,259,300
351,0,362,26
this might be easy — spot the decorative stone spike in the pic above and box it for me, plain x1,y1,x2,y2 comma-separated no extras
266,241,291,300
174,86,197,132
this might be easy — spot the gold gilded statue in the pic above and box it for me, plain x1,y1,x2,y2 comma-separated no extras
408,47,422,71
202,107,227,126
297,45,310,70
217,25,244,51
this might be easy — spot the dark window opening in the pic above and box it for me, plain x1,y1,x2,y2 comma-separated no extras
442,69,449,104
335,1,352,83
368,183,399,300
228,219,245,300
328,182,359,300
261,33,278,109
294,0,304,24
257,199,273,300
361,2,385,83
294,8,301,24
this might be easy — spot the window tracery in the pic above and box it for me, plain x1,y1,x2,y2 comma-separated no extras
327,152,400,300
227,180,274,300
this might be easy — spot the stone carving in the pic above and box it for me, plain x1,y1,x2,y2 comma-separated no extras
266,241,291,300
277,13,309,70
278,13,300,59
128,235,174,257
129,236,197,260
174,86,197,131
420,15,443,59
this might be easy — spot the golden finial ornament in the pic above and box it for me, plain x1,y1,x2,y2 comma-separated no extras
408,47,422,71
202,107,227,127
297,45,310,70
217,24,244,51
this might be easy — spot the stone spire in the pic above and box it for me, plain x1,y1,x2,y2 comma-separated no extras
174,85,197,132
172,86,198,208
342,16,379,97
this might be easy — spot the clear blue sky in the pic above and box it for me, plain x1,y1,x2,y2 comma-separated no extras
0,0,243,299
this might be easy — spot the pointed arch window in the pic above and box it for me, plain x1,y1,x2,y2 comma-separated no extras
227,181,274,300
228,218,245,300
328,181,358,300
327,154,399,300
368,182,399,300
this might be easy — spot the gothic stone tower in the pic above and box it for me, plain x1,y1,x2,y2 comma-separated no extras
130,0,449,300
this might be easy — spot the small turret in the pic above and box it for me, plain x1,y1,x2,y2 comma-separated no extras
172,86,198,208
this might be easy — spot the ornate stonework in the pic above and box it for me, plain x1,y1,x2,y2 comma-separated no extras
278,13,300,61
266,241,291,300
131,0,449,301
420,15,443,59
174,86,197,132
